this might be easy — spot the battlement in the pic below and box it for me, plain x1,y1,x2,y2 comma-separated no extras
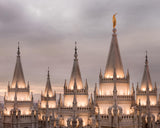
8,86,29,93
100,77,129,84
4,99,32,102
41,95,56,101
64,88,88,95
60,106,91,112
136,89,157,95
96,95,133,101
100,114,134,120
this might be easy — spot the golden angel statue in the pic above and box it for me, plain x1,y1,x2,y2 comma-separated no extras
112,13,117,28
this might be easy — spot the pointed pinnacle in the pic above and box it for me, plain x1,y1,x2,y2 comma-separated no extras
132,83,134,89
17,42,20,56
145,51,148,65
47,67,50,79
155,82,157,89
74,41,78,60
139,99,141,106
64,79,67,86
113,67,117,79
99,68,102,78
73,77,77,90
85,79,88,88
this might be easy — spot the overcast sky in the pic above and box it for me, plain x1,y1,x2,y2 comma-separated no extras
0,0,160,96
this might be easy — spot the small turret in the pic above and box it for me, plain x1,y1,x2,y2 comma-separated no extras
64,79,67,90
73,78,77,93
73,92,77,109
41,90,43,96
54,90,56,97
8,81,10,91
99,68,102,78
90,93,94,105
58,94,63,108
94,83,98,96
126,69,130,80
154,82,157,91
136,82,139,91
131,83,135,95
27,81,30,89
85,79,88,91
31,92,33,102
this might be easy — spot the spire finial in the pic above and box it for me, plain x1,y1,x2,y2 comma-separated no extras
74,41,78,60
145,50,148,65
47,67,50,79
17,42,20,57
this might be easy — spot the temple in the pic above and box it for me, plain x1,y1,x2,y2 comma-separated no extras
0,15,160,128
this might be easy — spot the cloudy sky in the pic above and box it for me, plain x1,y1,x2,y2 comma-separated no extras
0,0,160,96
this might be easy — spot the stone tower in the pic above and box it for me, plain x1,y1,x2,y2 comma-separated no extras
56,42,95,127
38,68,57,128
136,53,159,126
3,44,38,128
63,42,89,108
94,15,137,127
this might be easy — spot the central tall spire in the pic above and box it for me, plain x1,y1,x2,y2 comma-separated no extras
104,15,125,78
11,43,26,88
69,42,83,90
